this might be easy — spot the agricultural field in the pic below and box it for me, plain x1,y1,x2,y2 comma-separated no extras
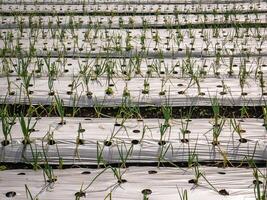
0,0,266,199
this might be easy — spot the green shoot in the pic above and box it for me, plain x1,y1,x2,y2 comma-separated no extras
0,106,15,146
54,94,65,125
19,113,37,145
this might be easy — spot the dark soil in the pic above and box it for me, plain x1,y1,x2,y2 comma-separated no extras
1,104,264,119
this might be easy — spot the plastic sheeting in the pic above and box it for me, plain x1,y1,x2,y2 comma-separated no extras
1,56,267,78
0,166,266,199
0,77,266,106
1,2,266,14
0,0,262,4
1,13,267,30
0,118,266,165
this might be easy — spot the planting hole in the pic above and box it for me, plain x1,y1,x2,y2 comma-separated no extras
58,121,66,125
47,178,57,183
159,91,166,96
48,91,55,96
142,90,149,94
22,139,31,145
104,141,112,146
8,91,15,96
181,129,190,134
142,189,152,195
118,179,127,184
17,172,26,175
148,170,157,174
77,139,85,145
181,138,189,143
133,129,140,133
188,179,197,184
131,139,139,145
212,141,220,146
6,191,16,198
1,140,10,146
75,191,86,198
218,172,226,175
158,140,166,146
79,128,85,133
48,139,56,145
253,180,263,185
114,123,121,126
68,84,74,88
81,171,91,175
29,128,35,132
8,121,16,125
239,138,248,143
86,92,93,98
219,189,229,196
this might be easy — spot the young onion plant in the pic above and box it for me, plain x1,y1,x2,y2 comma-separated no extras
246,156,267,200
161,103,172,127
0,105,16,146
74,122,85,160
210,98,225,145
43,162,57,184
263,106,267,130
54,94,65,125
230,117,247,143
19,113,37,145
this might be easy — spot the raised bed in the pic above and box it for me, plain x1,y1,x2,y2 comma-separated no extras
0,0,266,199
1,14,267,30
0,166,266,199
1,2,267,15
1,56,266,78
0,117,266,165
0,76,266,106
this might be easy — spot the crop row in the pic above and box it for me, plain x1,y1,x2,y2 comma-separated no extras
1,28,266,50
1,166,266,199
1,27,266,40
1,56,266,78
0,1,266,200
0,76,266,106
0,2,266,14
0,117,266,165
0,0,260,4
1,13,266,29
1,40,266,56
